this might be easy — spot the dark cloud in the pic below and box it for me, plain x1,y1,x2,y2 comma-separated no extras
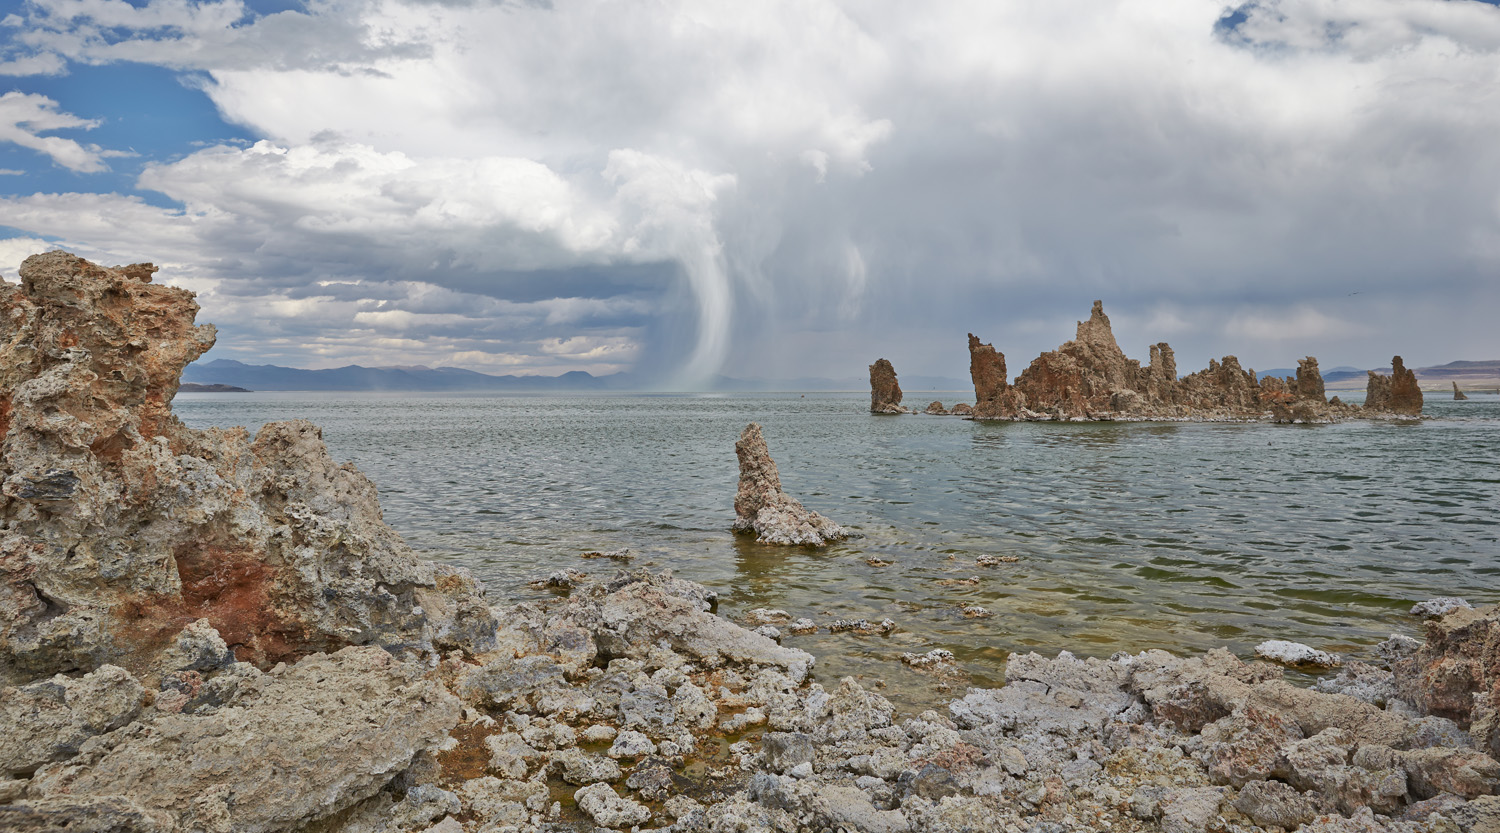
1,0,1498,383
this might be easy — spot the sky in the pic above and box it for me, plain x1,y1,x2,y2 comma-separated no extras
1,0,1498,388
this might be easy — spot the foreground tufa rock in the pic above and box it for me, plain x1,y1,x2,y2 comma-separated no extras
869,358,906,414
966,301,1421,422
1454,382,1469,401
0,252,497,684
9,647,459,832
733,423,848,546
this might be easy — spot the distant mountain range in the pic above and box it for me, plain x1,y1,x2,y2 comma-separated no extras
180,359,971,392
183,357,1496,394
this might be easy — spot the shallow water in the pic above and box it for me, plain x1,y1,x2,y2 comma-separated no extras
176,391,1500,708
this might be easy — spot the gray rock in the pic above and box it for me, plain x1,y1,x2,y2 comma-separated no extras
761,731,814,774
483,733,538,780
574,782,651,828
552,748,622,785
1157,786,1224,833
810,784,911,833
1231,780,1319,829
1254,639,1340,668
1412,597,1474,619
607,730,655,759
1450,794,1500,832
1313,661,1397,707
0,665,144,776
1376,634,1422,667
24,647,459,833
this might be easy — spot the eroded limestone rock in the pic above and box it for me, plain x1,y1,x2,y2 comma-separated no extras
1366,356,1424,416
732,423,847,546
17,647,459,833
965,301,1417,422
0,252,496,684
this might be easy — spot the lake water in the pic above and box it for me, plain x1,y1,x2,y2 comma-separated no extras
175,391,1500,708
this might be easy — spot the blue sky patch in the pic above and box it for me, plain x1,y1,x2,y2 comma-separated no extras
2,63,256,207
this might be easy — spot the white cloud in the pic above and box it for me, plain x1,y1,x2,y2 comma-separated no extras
3,0,1500,380
0,92,110,172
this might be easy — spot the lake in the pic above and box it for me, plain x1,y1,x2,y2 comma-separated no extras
175,390,1500,708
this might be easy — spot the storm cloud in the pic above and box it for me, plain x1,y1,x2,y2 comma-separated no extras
1,0,1497,384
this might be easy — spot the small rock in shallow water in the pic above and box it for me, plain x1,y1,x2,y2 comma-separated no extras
959,605,994,618
976,554,1019,566
937,576,981,586
1410,597,1473,619
828,619,897,635
744,608,792,626
580,548,633,562
787,618,818,635
753,625,782,642
1254,639,1340,668
528,569,586,590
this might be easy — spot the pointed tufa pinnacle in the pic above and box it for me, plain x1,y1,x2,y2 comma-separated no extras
869,358,906,413
733,423,848,546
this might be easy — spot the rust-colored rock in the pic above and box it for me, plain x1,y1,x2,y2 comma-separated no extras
868,358,906,414
965,301,1412,422
968,334,1028,419
1295,357,1326,404
0,252,495,684
1393,605,1500,757
1454,382,1469,401
1365,356,1423,416
923,401,947,415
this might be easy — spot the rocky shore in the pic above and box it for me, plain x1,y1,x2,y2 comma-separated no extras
2,254,1495,833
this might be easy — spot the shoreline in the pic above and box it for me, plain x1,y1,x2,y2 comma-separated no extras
3,253,1496,832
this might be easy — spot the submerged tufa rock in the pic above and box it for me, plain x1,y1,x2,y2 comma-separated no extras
733,423,848,546
0,252,496,683
868,359,907,414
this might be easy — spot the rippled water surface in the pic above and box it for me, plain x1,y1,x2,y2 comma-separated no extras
176,391,1500,707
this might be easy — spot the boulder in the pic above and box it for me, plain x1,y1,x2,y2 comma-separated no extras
0,252,496,684
1394,604,1500,755
18,647,459,833
731,423,848,546
869,359,906,414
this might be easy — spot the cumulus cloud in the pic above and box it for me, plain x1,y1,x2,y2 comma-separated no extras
0,92,112,172
2,0,1499,381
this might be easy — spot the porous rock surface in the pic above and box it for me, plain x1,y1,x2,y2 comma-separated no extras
1365,357,1425,416
870,358,907,414
0,252,496,683
967,301,1422,422
732,422,848,546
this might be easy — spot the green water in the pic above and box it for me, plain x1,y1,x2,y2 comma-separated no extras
176,391,1500,708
